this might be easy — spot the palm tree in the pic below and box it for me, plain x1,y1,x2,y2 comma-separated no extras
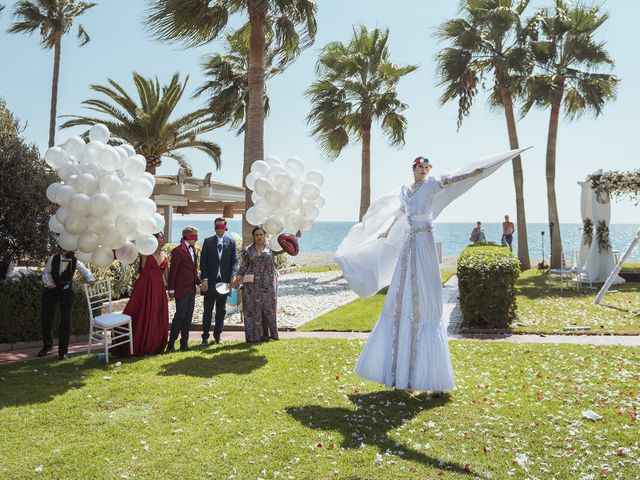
307,26,417,221
145,0,317,243
8,0,95,147
435,0,534,269
60,72,221,175
522,1,618,268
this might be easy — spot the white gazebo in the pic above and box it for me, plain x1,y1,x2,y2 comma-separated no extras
152,171,245,241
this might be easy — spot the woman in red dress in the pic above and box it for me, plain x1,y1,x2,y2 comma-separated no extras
114,232,169,356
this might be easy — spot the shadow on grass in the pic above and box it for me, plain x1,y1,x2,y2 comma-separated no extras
158,347,266,378
287,390,472,476
0,355,103,409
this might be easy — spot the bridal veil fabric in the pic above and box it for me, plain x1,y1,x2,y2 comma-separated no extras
335,147,530,391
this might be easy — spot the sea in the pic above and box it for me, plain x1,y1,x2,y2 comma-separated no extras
171,219,640,262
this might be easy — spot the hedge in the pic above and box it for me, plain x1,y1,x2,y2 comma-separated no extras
457,245,521,329
0,274,90,344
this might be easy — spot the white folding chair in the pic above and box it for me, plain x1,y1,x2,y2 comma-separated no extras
548,251,579,292
84,278,133,363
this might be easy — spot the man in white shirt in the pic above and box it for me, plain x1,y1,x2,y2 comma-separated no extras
39,247,95,360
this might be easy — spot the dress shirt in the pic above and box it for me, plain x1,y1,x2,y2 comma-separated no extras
42,255,95,288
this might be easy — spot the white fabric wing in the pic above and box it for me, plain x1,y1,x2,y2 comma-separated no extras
335,147,531,297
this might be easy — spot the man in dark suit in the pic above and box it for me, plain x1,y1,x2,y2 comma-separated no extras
167,226,201,352
200,218,238,345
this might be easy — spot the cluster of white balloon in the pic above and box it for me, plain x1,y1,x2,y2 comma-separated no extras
244,156,324,251
45,124,164,268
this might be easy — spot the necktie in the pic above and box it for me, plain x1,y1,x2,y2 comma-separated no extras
217,244,222,254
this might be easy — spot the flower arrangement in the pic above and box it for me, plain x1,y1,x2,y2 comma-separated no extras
595,220,611,253
582,218,594,247
588,170,640,204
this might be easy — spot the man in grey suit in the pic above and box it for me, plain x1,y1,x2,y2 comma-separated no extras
200,218,238,345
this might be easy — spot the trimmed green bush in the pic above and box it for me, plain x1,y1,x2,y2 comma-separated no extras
0,274,90,344
457,245,520,329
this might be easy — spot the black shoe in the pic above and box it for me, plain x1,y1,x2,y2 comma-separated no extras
180,345,190,352
431,391,444,398
214,337,223,345
166,345,176,353
201,339,209,347
58,354,69,361
37,347,51,358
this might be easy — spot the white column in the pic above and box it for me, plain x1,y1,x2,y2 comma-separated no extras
163,205,173,242
577,181,593,268
585,189,624,284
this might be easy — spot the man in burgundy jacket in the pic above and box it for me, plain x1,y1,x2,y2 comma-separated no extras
167,226,201,352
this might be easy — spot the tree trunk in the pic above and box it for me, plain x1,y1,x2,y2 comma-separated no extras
359,123,372,222
499,83,531,270
48,35,62,148
244,1,266,246
546,85,564,269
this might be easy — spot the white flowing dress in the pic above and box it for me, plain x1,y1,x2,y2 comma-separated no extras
335,148,530,391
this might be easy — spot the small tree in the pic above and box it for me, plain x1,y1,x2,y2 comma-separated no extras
0,98,56,264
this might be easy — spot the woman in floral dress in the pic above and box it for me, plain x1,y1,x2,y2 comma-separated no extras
235,226,284,342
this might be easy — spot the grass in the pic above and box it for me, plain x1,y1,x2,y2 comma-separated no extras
620,262,640,273
299,269,454,332
297,264,341,273
1,339,638,479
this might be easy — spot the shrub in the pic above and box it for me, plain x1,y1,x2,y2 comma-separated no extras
87,259,140,300
457,245,520,329
0,274,89,344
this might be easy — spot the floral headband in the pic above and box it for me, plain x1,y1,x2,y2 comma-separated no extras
413,156,433,169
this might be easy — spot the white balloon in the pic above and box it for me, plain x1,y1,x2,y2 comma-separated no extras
115,241,139,265
98,146,120,171
316,195,326,208
101,228,126,250
245,172,258,191
141,172,156,188
120,144,136,157
68,193,91,216
268,235,283,252
57,162,80,181
285,157,305,177
300,217,314,231
135,233,158,255
131,178,154,198
48,215,64,234
64,175,78,190
76,250,93,263
264,155,282,167
245,207,265,226
44,147,70,169
89,123,110,144
63,136,86,160
285,212,304,230
264,188,283,207
136,217,157,235
283,190,303,210
55,206,71,224
267,165,285,181
253,177,273,197
114,146,129,166
305,169,325,187
77,232,100,253
58,232,79,251
263,215,284,235
84,141,106,165
273,206,290,222
250,160,270,177
152,213,165,234
91,246,114,268
64,213,89,235
115,214,139,235
251,192,262,203
112,190,136,213
301,201,320,221
274,173,294,193
46,183,61,202
135,198,157,219
55,185,76,206
74,173,99,196
254,198,274,216
123,154,146,180
87,214,112,234
89,193,112,216
99,174,122,196
301,183,321,201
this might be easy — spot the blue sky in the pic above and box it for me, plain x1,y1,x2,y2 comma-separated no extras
0,0,638,224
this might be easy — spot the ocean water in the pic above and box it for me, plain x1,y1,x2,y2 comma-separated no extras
172,219,640,262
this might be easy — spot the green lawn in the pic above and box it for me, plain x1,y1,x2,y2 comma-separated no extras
298,264,341,273
1,339,638,479
299,269,454,332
